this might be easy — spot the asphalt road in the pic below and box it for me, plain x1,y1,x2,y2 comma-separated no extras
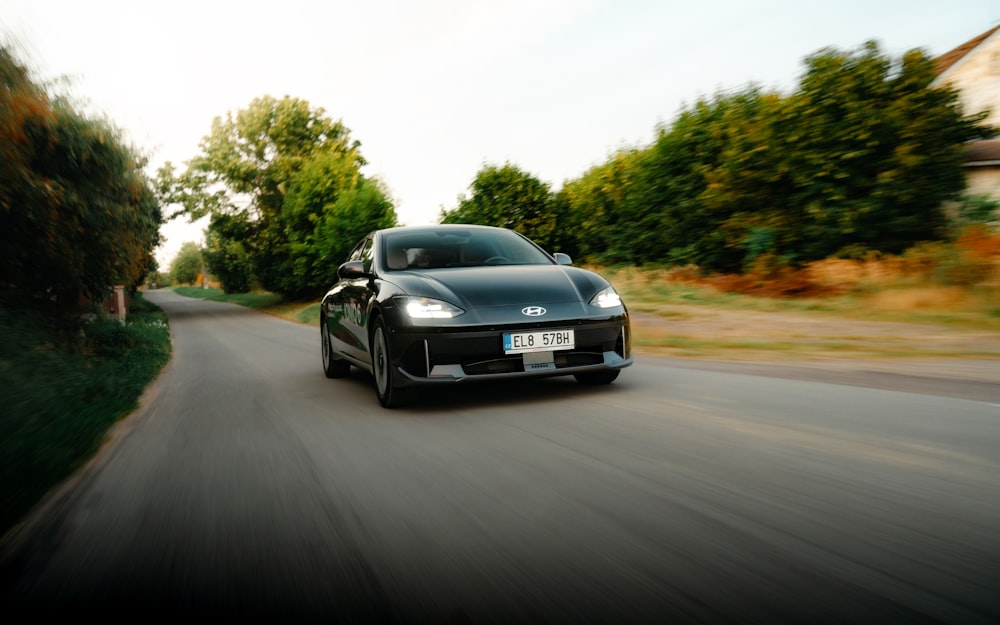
2,290,999,624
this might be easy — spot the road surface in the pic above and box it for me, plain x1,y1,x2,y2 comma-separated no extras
2,290,999,623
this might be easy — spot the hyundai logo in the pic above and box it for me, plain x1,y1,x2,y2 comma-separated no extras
521,306,547,316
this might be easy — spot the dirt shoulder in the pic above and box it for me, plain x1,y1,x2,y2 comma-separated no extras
629,308,1000,391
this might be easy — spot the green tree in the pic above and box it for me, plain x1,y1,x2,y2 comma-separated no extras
546,188,579,260
203,213,254,293
0,45,162,305
170,241,203,285
0,46,52,226
559,40,994,272
559,153,634,263
563,92,756,269
700,42,994,269
156,95,395,297
280,156,397,297
953,193,1000,233
441,162,560,251
692,88,799,271
759,42,991,263
308,177,397,278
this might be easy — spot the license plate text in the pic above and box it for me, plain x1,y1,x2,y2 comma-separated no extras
503,329,575,354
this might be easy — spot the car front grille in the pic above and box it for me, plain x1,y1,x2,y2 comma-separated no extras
398,342,612,378
395,320,628,379
460,347,607,376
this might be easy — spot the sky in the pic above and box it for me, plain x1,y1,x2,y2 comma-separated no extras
1,0,997,268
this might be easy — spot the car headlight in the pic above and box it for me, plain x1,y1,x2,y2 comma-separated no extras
589,286,622,309
400,297,466,319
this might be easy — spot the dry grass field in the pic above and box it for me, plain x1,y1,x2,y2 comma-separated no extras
600,246,1000,365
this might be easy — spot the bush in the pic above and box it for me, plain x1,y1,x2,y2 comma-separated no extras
0,293,171,537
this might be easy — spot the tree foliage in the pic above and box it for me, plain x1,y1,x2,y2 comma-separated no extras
202,213,253,293
156,40,992,290
156,95,397,297
305,176,397,284
170,241,203,285
549,40,995,271
775,43,990,261
440,163,562,252
0,45,162,306
559,148,652,264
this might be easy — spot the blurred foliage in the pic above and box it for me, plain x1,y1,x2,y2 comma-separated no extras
451,41,995,274
155,95,398,298
203,212,254,293
169,241,203,285
0,291,171,537
0,45,162,307
172,285,282,309
440,162,565,253
954,193,1000,233
144,270,172,288
156,40,995,295
284,160,397,297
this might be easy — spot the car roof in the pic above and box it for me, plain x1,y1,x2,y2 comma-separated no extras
378,223,504,235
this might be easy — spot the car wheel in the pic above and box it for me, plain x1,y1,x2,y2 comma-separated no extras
574,370,620,385
371,316,409,408
321,317,350,378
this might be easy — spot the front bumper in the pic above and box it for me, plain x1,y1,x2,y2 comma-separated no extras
386,314,632,385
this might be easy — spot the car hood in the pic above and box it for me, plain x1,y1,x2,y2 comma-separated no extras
385,265,610,309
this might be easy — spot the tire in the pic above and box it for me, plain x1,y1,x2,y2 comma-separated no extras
321,318,350,378
574,369,620,386
371,316,410,408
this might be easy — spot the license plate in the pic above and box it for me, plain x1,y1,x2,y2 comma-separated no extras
503,329,575,354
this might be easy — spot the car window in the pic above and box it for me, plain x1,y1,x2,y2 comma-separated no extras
347,238,367,262
383,229,553,269
350,237,372,272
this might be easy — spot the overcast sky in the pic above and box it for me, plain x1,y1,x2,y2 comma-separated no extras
1,0,997,267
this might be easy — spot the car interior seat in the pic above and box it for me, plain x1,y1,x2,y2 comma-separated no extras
387,247,408,269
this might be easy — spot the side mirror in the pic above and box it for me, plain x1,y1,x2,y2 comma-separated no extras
337,260,366,279
553,252,573,266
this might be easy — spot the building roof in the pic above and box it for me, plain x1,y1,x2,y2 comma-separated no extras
934,24,1000,159
963,139,1000,165
934,23,1000,77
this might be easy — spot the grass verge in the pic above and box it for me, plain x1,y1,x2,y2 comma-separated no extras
0,292,171,539
172,286,321,325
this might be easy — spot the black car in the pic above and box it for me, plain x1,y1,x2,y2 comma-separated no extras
320,224,632,407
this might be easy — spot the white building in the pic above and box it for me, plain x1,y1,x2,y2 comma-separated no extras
933,24,1000,204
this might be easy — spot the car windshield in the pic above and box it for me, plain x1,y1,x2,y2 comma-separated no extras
383,228,554,270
